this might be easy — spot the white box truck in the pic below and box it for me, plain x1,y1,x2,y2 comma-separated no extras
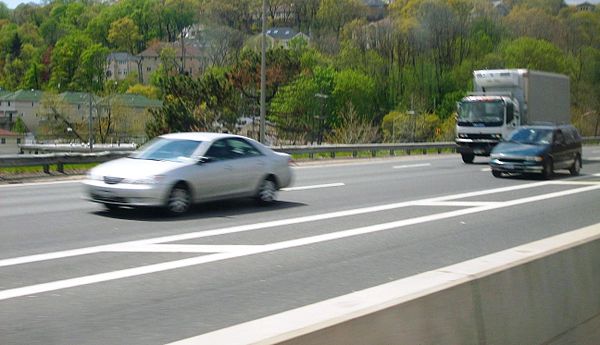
455,69,570,163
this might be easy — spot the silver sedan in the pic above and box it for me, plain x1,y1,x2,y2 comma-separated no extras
82,132,293,215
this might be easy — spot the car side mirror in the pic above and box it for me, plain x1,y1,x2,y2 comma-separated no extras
196,156,213,164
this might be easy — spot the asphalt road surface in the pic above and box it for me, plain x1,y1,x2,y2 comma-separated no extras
2,148,600,345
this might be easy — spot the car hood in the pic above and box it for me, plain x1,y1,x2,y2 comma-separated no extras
90,157,189,179
492,142,547,157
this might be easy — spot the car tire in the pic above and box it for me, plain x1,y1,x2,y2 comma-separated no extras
492,170,502,178
569,155,581,176
256,178,277,205
461,153,474,164
166,183,192,215
542,159,553,180
104,203,120,211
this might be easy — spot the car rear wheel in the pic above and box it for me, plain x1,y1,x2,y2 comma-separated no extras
569,155,581,176
461,153,474,164
166,183,191,215
256,178,277,205
542,159,553,180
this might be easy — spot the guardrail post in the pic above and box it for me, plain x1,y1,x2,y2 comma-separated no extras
352,151,358,158
422,149,427,155
371,150,377,157
43,164,50,174
390,149,395,156
330,152,336,159
406,149,411,155
57,162,64,174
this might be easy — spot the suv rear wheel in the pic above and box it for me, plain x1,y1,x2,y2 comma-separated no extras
569,155,581,176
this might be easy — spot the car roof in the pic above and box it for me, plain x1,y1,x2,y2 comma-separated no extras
159,132,245,142
520,124,577,131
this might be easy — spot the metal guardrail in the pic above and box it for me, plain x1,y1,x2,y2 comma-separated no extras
1,138,599,173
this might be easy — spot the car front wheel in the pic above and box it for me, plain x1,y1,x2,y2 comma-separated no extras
542,159,553,180
166,183,192,215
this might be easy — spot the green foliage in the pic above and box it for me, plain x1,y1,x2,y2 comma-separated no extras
0,0,596,143
11,116,28,134
501,37,571,74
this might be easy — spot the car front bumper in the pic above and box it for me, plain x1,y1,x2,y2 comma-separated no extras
82,180,169,207
489,159,544,174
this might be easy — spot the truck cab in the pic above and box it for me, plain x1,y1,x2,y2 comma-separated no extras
456,96,519,163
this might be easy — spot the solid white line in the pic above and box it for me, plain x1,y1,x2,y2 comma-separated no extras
414,201,502,207
0,179,586,269
281,183,345,191
393,163,431,169
481,168,491,172
103,244,261,253
0,180,81,188
1,183,599,301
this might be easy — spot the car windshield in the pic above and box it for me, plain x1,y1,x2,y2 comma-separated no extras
130,138,203,162
509,128,553,145
458,100,504,126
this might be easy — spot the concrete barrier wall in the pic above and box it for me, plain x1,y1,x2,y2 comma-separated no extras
168,224,600,345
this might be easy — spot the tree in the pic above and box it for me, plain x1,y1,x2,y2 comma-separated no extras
501,37,570,74
50,32,92,92
317,0,365,37
108,18,141,54
326,102,378,144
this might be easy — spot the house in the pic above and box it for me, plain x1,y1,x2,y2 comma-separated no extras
137,40,205,84
492,0,510,17
265,27,309,49
364,0,388,21
576,2,596,12
0,90,43,134
0,128,22,154
96,94,162,140
106,52,141,82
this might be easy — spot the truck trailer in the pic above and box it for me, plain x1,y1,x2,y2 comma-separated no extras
455,69,570,163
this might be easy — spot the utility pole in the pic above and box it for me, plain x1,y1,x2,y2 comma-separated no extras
259,0,267,144
89,92,94,152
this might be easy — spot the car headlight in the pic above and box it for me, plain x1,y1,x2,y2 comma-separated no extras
123,175,165,185
490,153,501,159
492,133,503,139
86,172,103,181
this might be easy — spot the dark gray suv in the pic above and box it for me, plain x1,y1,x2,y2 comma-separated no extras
489,124,582,179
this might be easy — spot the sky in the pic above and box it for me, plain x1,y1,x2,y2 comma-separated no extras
2,0,600,10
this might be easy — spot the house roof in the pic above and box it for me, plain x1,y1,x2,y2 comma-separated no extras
60,92,100,105
98,94,162,108
107,52,140,62
138,40,203,58
0,128,19,136
0,90,43,102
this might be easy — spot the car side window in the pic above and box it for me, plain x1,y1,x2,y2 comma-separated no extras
562,128,575,145
226,138,263,159
554,130,565,145
205,140,232,161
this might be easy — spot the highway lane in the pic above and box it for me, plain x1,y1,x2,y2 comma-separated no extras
1,148,600,344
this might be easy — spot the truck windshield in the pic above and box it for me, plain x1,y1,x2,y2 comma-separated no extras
458,100,504,127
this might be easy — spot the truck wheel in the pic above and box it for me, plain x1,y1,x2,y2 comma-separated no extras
461,153,475,164
569,155,581,176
